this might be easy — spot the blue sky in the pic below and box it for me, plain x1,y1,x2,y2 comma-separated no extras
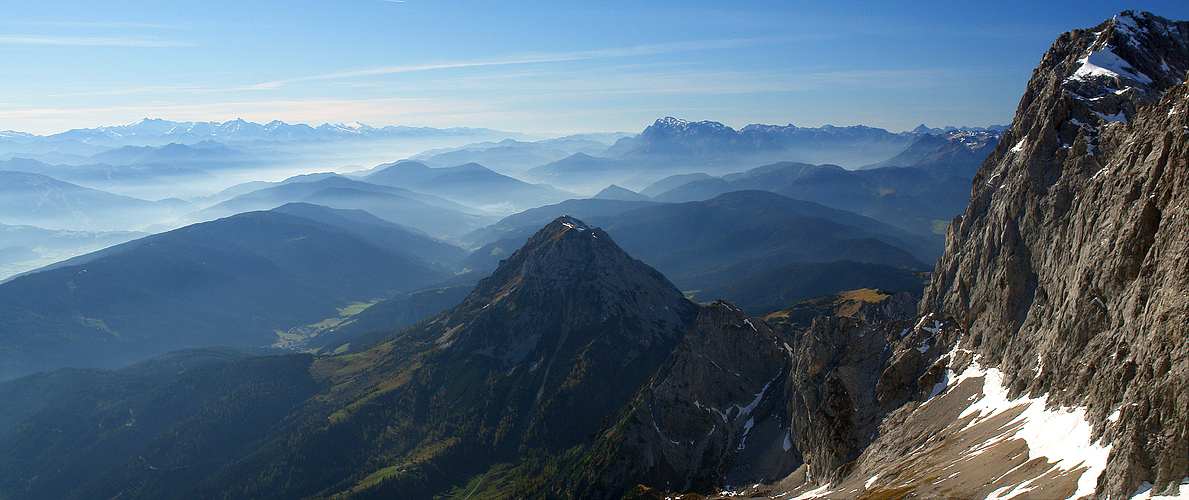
2,1,1187,135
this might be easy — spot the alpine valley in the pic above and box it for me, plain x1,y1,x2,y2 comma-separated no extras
0,10,1188,500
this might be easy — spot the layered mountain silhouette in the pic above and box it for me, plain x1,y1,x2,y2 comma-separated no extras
592,184,650,201
87,141,258,172
192,175,493,238
466,191,932,296
649,159,977,238
0,214,934,498
0,222,145,282
0,170,193,231
407,136,619,176
459,197,660,249
363,160,575,214
0,216,706,498
0,208,455,380
524,119,930,193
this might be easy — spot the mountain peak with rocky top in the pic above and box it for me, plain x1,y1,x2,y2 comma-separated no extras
1054,11,1189,148
439,214,698,367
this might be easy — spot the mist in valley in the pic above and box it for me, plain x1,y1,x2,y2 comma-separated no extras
8,2,1186,498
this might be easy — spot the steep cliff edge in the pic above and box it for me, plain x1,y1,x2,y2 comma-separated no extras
919,11,1189,498
712,12,1189,500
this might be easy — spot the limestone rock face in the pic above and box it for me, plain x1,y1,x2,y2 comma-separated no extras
782,313,962,485
571,302,796,499
921,11,1189,498
559,300,956,499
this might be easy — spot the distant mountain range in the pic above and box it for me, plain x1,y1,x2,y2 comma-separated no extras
644,158,975,238
407,135,626,176
524,117,1003,194
0,118,526,148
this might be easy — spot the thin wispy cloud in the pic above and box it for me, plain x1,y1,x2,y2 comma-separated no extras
244,37,782,90
8,20,183,30
0,35,192,47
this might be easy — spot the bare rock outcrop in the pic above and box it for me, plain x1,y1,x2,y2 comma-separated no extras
922,11,1189,498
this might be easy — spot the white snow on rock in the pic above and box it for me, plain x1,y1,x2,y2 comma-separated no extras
945,359,1112,499
781,351,1113,500
1096,110,1129,123
786,483,831,500
1071,49,1154,84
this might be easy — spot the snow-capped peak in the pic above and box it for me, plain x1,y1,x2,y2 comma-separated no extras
0,130,36,140
649,117,731,133
338,121,370,131
1057,11,1189,135
655,116,689,127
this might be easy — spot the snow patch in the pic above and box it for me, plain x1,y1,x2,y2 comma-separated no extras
865,474,880,489
952,360,1112,499
733,375,777,419
695,400,730,423
1071,49,1153,84
736,417,755,451
1113,13,1143,37
787,483,832,500
1096,110,1129,123
928,371,951,400
1011,138,1027,152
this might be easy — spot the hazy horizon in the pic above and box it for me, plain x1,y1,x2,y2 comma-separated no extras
5,1,1188,136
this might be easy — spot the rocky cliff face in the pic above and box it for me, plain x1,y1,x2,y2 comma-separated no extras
682,12,1189,500
563,302,797,499
541,294,942,499
920,10,1189,498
